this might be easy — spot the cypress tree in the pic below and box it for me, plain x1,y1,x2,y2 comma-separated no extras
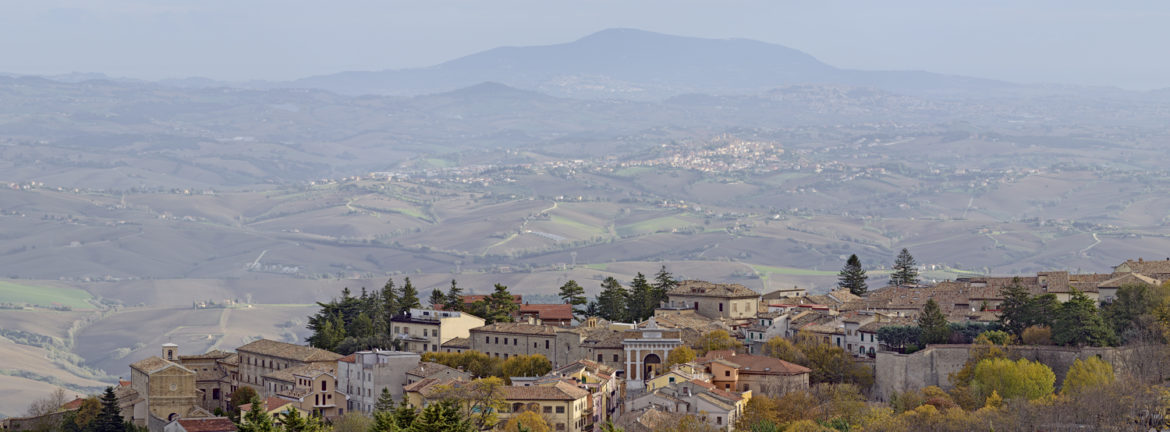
838,254,869,296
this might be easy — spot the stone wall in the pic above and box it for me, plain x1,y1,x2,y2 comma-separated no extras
874,344,1136,400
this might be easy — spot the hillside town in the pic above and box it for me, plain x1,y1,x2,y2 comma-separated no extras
6,256,1170,432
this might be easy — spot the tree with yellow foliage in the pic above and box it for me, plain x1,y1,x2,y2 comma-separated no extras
693,329,740,355
971,358,1055,402
500,410,551,432
1061,356,1114,396
665,345,696,368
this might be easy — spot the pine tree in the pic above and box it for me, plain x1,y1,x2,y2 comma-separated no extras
596,277,629,322
392,398,417,428
649,266,675,312
1053,290,1119,347
558,280,587,321
410,400,472,432
429,289,446,309
486,283,519,324
627,273,654,322
891,248,920,286
443,279,465,312
918,298,951,344
370,411,399,432
997,277,1032,336
238,399,276,432
397,277,421,315
837,254,869,296
584,301,600,318
349,312,374,338
92,387,125,432
381,278,399,323
279,407,321,432
374,388,396,412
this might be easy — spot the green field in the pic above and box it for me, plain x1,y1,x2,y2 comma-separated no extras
0,281,94,309
748,264,838,277
549,215,609,236
617,216,694,237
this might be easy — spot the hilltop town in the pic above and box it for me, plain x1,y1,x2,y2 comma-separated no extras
6,256,1170,432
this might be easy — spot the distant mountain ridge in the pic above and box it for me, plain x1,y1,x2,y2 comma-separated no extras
289,28,1015,99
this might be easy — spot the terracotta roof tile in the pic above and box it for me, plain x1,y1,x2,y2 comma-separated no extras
471,322,557,336
237,339,342,362
518,304,573,321
697,350,810,375
668,280,760,298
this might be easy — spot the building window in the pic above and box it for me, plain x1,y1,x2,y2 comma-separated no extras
514,338,519,345
613,354,619,362
556,424,565,431
719,303,723,312
504,338,508,345
322,380,327,391
545,340,550,349
495,337,499,344
724,370,730,377
556,406,564,414
486,337,490,343
597,355,603,362
717,417,722,425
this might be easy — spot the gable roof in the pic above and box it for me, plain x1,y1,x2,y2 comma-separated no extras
236,339,342,362
179,350,233,361
130,356,193,374
518,303,573,321
501,381,590,401
1098,272,1158,289
697,350,810,375
668,280,760,298
1116,258,1170,276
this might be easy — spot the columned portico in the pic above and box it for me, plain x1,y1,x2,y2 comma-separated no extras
622,317,683,390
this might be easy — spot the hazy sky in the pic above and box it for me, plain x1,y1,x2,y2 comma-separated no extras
2,1,1168,89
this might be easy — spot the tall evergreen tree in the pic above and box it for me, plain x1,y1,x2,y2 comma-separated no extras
918,298,951,344
429,289,446,309
350,312,374,339
584,301,600,318
374,387,396,413
381,278,399,323
558,280,587,321
596,277,629,322
443,279,465,312
650,266,677,312
237,399,276,432
410,400,472,432
397,277,422,315
627,273,655,322
997,277,1032,336
891,248,920,286
391,397,417,428
1053,289,1119,347
838,254,869,296
92,387,125,432
485,283,519,324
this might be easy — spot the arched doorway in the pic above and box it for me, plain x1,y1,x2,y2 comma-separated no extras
643,353,662,381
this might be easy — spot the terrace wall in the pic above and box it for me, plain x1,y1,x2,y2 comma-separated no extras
873,344,1138,400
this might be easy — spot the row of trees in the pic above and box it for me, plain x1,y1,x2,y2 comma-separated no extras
877,278,1163,352
836,248,920,296
998,278,1119,347
588,266,677,323
736,352,1160,431
419,351,552,383
306,279,521,354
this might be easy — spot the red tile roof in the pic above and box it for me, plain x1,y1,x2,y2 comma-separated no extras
338,354,356,363
698,350,811,375
61,397,87,410
518,303,573,321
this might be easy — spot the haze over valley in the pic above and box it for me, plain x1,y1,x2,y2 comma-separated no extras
3,25,1170,417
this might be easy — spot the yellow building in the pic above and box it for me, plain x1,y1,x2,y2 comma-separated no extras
390,308,486,354
236,339,342,395
645,363,711,392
